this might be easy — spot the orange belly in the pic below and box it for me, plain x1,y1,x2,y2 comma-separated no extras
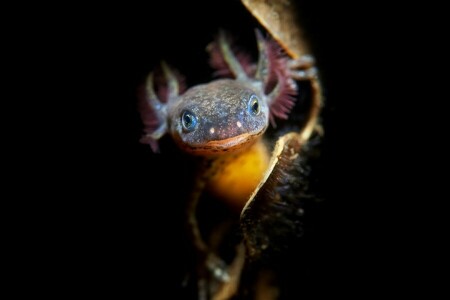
207,140,270,210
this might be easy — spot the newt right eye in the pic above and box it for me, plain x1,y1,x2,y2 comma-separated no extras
248,95,261,116
181,110,198,132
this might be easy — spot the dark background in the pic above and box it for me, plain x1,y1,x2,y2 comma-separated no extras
24,0,414,298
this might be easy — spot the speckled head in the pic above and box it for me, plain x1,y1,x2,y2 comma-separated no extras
168,79,269,156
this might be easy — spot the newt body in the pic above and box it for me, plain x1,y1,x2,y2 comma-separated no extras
139,30,316,295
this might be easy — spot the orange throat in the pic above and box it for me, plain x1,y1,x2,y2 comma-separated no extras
207,139,270,210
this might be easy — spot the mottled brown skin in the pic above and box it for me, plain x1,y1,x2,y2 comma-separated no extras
169,79,268,156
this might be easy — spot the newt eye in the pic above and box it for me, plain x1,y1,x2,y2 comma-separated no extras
181,110,198,132
248,95,261,116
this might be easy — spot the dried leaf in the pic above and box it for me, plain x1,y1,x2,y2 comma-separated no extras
241,0,309,59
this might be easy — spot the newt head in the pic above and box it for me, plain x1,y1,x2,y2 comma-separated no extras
169,79,268,155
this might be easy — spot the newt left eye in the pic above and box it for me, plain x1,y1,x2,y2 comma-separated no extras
248,95,261,116
181,110,198,132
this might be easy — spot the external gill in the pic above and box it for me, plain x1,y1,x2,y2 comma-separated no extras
218,30,248,81
287,55,318,80
161,61,180,99
254,29,269,84
144,72,167,141
141,62,180,152
254,31,285,111
255,30,299,125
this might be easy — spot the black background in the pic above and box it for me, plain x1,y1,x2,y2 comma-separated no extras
23,0,415,298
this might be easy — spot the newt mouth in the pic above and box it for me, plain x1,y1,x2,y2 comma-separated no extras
204,133,254,149
181,132,263,155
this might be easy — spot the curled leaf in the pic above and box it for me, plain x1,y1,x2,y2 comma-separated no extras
241,0,309,59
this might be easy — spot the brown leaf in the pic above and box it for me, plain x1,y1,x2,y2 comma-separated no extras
241,0,309,59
